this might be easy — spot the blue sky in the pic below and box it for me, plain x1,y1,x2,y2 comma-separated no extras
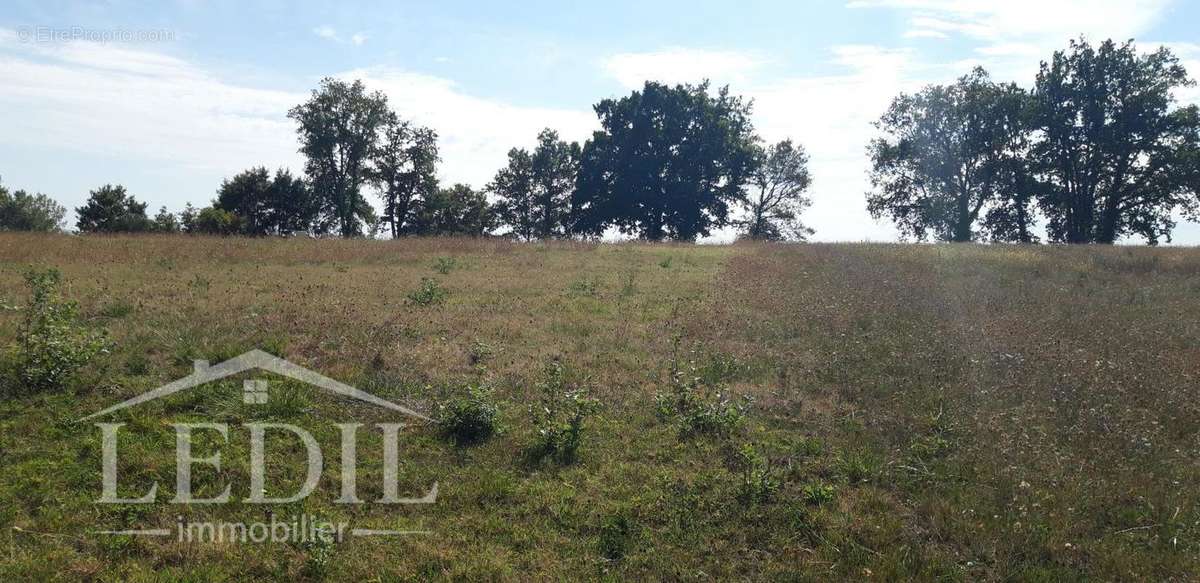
2,0,1199,242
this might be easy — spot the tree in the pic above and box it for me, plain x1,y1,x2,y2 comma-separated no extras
737,140,814,241
369,114,439,238
1031,38,1200,244
490,129,580,240
190,206,244,235
412,184,494,236
75,184,152,233
574,81,759,241
152,206,180,233
866,68,1032,242
0,182,66,232
288,78,391,238
216,167,321,235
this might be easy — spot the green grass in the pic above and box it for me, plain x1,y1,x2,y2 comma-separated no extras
0,234,1198,580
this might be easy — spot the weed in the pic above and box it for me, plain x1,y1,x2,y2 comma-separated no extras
433,257,458,274
659,257,673,268
436,384,500,445
802,483,836,507
7,269,107,394
526,361,601,464
408,278,449,306
732,443,779,505
567,277,599,297
99,299,135,319
654,343,751,439
468,340,496,367
598,513,637,561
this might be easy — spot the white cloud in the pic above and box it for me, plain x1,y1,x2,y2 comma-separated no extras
312,26,368,46
601,47,768,90
0,29,599,220
312,25,337,40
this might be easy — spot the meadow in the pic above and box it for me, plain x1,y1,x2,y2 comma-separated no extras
1,233,1198,581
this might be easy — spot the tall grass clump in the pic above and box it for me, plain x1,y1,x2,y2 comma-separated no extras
5,269,107,395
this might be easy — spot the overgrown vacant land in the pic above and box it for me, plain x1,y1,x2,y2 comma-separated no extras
1,234,1199,581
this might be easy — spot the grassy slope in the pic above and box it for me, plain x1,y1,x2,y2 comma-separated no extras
0,234,1198,581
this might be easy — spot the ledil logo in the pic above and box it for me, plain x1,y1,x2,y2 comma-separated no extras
81,349,436,543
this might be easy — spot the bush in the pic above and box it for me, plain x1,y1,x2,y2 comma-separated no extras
436,384,500,445
8,269,107,394
654,344,751,439
597,513,637,560
527,361,600,464
408,278,449,306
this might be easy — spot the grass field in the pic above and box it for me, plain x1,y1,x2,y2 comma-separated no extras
1,234,1199,581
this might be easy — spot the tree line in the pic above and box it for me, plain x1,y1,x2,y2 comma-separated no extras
867,38,1200,244
3,37,1196,245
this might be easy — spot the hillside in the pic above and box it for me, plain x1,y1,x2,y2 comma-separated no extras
1,234,1198,580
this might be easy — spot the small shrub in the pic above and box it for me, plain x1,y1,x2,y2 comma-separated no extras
527,361,601,464
654,344,751,439
732,443,779,505
436,384,500,445
8,269,107,394
795,436,824,458
408,278,449,306
433,257,457,274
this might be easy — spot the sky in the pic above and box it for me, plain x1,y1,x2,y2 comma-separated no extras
1,0,1199,243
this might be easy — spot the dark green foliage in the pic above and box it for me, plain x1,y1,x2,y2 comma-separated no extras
289,78,391,238
0,182,66,232
7,269,106,394
75,184,152,233
489,129,581,240
597,514,637,560
370,115,439,238
1031,38,1200,244
526,361,600,464
216,167,323,235
411,184,494,236
737,139,814,241
436,384,500,445
151,206,180,233
867,67,1032,242
574,81,759,241
189,206,244,235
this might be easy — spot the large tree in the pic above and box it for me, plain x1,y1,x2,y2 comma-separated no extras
75,184,152,233
1032,38,1200,244
216,167,321,235
0,182,66,232
288,78,391,238
574,81,759,241
737,139,814,241
490,129,580,240
867,67,1032,242
411,183,494,237
369,114,439,238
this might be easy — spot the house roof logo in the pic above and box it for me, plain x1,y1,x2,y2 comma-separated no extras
80,349,430,422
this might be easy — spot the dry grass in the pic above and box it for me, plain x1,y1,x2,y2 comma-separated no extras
1,234,1198,580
